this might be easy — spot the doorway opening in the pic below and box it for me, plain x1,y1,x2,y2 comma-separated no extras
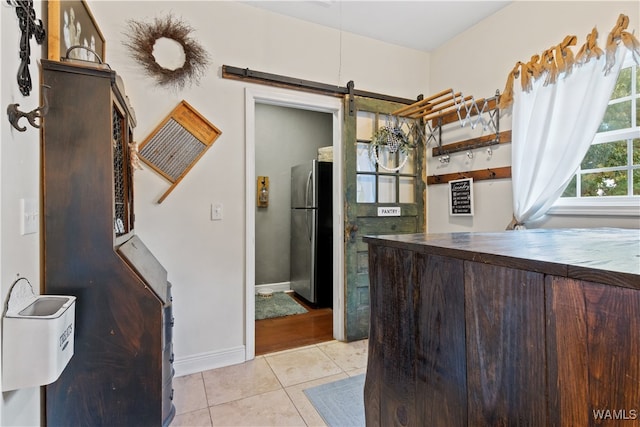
245,87,344,360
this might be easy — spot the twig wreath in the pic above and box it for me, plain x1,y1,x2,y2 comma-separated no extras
124,15,210,90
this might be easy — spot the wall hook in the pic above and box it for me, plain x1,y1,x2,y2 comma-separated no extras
7,84,50,132
487,168,496,178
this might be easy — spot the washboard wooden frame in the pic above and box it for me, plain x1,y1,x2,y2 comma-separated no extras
138,100,222,203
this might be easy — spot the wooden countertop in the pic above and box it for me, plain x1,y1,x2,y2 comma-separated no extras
364,228,640,290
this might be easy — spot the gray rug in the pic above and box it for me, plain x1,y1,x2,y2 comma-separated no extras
304,374,365,427
255,292,307,320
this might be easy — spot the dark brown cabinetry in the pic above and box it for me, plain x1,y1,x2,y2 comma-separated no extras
364,229,640,426
41,59,175,426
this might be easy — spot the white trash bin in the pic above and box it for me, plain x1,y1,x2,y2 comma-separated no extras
2,278,76,391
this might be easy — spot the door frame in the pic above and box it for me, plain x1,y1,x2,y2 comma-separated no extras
245,86,344,360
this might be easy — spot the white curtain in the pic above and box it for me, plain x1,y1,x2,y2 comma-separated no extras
510,49,625,227
501,15,639,229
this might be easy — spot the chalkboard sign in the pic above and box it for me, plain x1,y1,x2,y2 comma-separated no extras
449,178,474,216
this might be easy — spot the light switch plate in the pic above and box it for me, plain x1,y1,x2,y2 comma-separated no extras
20,198,38,235
211,203,223,221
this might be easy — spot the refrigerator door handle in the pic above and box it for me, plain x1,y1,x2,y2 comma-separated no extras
305,171,313,208
306,209,312,241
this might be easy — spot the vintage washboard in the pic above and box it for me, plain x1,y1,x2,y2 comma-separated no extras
138,100,222,203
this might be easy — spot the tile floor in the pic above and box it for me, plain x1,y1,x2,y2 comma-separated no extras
170,339,368,427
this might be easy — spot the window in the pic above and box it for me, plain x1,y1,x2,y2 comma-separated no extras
554,58,640,215
355,111,417,204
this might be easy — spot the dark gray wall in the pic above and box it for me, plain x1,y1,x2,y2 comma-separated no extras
255,104,332,286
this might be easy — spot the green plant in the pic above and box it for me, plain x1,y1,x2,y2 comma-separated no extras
369,125,412,156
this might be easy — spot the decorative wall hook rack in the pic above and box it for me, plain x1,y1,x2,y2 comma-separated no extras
427,166,511,185
7,84,50,132
432,130,512,158
6,0,45,96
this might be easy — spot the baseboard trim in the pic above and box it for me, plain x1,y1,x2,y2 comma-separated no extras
173,345,246,377
255,282,291,294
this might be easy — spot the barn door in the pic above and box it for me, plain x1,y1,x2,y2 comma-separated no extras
343,96,425,340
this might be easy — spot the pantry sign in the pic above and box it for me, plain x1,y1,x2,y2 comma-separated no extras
449,178,474,216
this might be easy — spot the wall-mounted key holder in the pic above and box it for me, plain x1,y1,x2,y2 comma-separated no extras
257,176,269,208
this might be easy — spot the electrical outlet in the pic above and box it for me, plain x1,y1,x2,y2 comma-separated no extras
211,203,223,221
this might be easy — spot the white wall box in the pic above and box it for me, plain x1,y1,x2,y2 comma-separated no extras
2,278,75,391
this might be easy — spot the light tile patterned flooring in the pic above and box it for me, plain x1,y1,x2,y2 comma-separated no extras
170,340,368,427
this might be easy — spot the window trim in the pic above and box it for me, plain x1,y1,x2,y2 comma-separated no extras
549,196,640,216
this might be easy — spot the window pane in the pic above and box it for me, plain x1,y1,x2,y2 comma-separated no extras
636,98,639,127
377,145,397,170
581,140,627,169
357,175,375,203
634,139,640,165
611,67,631,99
378,176,396,203
561,175,577,197
399,177,415,203
580,170,628,197
356,143,375,172
398,119,414,143
379,114,392,128
634,169,640,195
357,112,374,140
399,149,415,174
598,100,631,132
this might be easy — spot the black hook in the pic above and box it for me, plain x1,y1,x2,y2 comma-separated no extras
7,84,50,132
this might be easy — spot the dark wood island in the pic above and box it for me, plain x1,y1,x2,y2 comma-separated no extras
364,228,640,426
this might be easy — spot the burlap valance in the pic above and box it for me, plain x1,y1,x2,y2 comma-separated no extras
498,14,640,110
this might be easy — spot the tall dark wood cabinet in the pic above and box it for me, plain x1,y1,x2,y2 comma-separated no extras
40,59,175,426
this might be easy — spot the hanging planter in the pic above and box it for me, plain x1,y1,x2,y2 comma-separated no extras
369,125,413,172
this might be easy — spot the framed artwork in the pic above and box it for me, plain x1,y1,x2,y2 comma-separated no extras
47,0,105,63
449,177,474,216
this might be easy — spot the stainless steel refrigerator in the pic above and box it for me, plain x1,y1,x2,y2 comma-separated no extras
290,160,333,307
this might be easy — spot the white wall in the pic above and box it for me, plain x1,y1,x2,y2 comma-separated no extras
86,0,430,375
0,2,44,425
427,1,640,232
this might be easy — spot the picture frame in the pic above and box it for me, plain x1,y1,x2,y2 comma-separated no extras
47,0,106,63
449,177,474,216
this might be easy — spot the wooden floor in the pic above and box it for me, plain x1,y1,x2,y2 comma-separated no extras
255,293,333,356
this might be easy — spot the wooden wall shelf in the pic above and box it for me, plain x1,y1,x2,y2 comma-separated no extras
433,130,511,157
427,166,511,185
